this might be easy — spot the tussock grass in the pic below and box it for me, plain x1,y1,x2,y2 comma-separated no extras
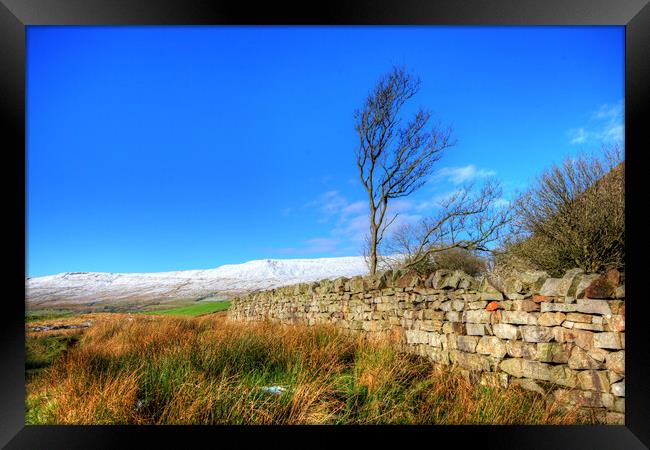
26,314,590,425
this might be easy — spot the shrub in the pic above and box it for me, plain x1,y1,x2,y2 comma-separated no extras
401,247,488,277
500,146,624,276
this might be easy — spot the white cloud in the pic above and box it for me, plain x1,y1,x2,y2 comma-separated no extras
592,102,623,121
306,190,349,222
569,100,624,146
332,214,368,242
340,201,366,219
434,165,496,185
569,128,588,144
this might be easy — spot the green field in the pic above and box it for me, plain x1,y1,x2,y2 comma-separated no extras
25,310,75,323
143,300,231,317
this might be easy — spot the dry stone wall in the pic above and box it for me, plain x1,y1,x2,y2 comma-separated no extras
228,267,625,424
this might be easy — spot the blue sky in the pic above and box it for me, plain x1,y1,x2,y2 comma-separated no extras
26,26,624,277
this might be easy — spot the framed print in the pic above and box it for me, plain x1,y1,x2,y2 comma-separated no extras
1,0,649,448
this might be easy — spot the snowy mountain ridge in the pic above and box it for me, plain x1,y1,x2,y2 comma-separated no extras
26,256,370,308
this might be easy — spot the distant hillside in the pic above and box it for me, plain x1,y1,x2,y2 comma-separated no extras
25,256,369,310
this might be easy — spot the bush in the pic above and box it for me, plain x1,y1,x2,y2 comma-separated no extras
500,146,624,277
403,248,488,277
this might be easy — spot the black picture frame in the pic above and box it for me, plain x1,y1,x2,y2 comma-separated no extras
2,1,648,448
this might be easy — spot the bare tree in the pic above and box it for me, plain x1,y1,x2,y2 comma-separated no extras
382,180,511,273
355,66,454,275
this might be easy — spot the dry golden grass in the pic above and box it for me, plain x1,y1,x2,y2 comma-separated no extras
26,313,592,425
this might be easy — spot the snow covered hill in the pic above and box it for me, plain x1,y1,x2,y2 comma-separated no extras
25,256,369,308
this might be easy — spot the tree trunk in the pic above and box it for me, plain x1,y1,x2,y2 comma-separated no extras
369,226,378,275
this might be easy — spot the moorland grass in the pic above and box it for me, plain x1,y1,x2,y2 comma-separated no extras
25,314,593,425
25,333,79,378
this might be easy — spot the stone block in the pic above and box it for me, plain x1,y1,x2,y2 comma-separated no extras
457,271,479,290
520,326,554,343
424,272,436,288
556,268,585,297
565,312,592,323
463,309,492,324
540,302,578,313
496,310,538,325
395,270,422,288
609,370,624,384
578,370,610,392
423,309,445,320
375,303,393,312
553,389,613,409
508,269,548,292
479,372,509,389
479,276,500,293
423,346,450,365
511,299,540,312
573,322,605,332
419,320,442,332
449,350,494,371
502,276,524,294
497,300,513,310
613,397,625,413
574,274,600,299
506,340,538,359
428,332,446,348
568,346,605,370
499,358,551,381
615,285,625,299
468,300,488,310
605,315,625,332
476,336,507,358
584,274,616,299
456,335,480,353
549,365,578,388
478,291,504,301
492,323,519,340
405,329,429,344
349,276,364,293
442,322,465,335
536,342,571,363
593,332,624,350
611,380,625,397
576,299,611,315
577,370,611,393
605,351,625,374
539,278,562,297
466,323,491,336
451,299,465,311
445,311,462,322
537,312,566,326
431,270,454,289
553,327,594,351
